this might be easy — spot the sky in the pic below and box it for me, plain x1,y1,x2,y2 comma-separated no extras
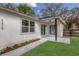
14,3,79,16
64,3,79,9
30,3,79,16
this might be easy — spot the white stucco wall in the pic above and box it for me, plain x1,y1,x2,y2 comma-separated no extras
0,11,41,49
40,21,64,37
0,10,64,50
57,20,64,37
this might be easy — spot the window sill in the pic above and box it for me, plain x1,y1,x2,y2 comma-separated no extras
20,32,35,35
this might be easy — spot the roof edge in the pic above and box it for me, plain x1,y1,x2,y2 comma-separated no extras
0,7,39,20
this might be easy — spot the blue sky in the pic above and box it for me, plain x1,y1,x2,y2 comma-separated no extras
32,3,79,16
64,3,79,9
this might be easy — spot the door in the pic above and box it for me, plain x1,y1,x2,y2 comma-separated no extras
41,24,46,35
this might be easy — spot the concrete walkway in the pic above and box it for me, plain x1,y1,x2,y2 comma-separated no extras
41,37,70,44
1,39,48,56
1,37,70,56
48,37,70,44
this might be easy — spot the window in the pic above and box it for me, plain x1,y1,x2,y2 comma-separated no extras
49,25,55,34
41,24,46,35
30,21,35,32
22,20,29,32
22,20,35,33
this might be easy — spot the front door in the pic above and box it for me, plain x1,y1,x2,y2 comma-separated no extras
41,24,46,35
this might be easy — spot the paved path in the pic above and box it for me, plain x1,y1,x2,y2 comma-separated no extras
46,37,70,44
1,39,48,56
1,37,70,56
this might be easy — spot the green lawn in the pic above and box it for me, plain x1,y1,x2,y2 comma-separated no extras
22,37,79,56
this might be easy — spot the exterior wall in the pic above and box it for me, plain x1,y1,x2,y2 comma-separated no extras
57,20,64,37
39,22,50,37
0,11,41,49
46,25,49,36
40,21,64,37
0,9,64,49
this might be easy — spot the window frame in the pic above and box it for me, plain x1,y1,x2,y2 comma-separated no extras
30,21,35,32
49,25,55,35
21,19,35,33
22,19,29,33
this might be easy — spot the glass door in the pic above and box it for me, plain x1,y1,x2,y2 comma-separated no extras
41,24,46,35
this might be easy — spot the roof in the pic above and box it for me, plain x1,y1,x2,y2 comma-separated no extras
0,7,39,21
40,16,66,25
0,7,66,25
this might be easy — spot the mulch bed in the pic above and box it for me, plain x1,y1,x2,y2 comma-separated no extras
0,38,40,55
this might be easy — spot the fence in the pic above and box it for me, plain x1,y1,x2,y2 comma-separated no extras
63,29,79,37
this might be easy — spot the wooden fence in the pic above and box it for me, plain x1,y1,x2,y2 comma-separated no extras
63,29,79,37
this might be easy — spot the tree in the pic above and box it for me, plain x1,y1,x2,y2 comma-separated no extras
65,7,79,29
63,7,79,36
40,3,79,36
6,3,13,9
0,3,16,10
40,3,68,18
40,8,51,18
17,4,35,16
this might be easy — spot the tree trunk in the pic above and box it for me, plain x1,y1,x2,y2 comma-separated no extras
69,29,72,37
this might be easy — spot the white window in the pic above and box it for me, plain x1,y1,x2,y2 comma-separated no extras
41,24,46,35
49,25,55,34
30,21,35,32
22,20,29,32
22,19,35,33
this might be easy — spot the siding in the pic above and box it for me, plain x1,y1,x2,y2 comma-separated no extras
57,20,64,37
0,10,41,49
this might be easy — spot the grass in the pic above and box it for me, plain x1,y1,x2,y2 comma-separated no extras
22,37,79,56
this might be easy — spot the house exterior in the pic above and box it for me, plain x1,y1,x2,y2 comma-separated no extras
0,7,66,50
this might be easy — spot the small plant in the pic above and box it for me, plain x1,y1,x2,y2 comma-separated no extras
25,41,29,44
4,46,13,52
0,49,5,54
0,47,13,55
0,49,3,54
12,44,19,49
21,42,26,46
